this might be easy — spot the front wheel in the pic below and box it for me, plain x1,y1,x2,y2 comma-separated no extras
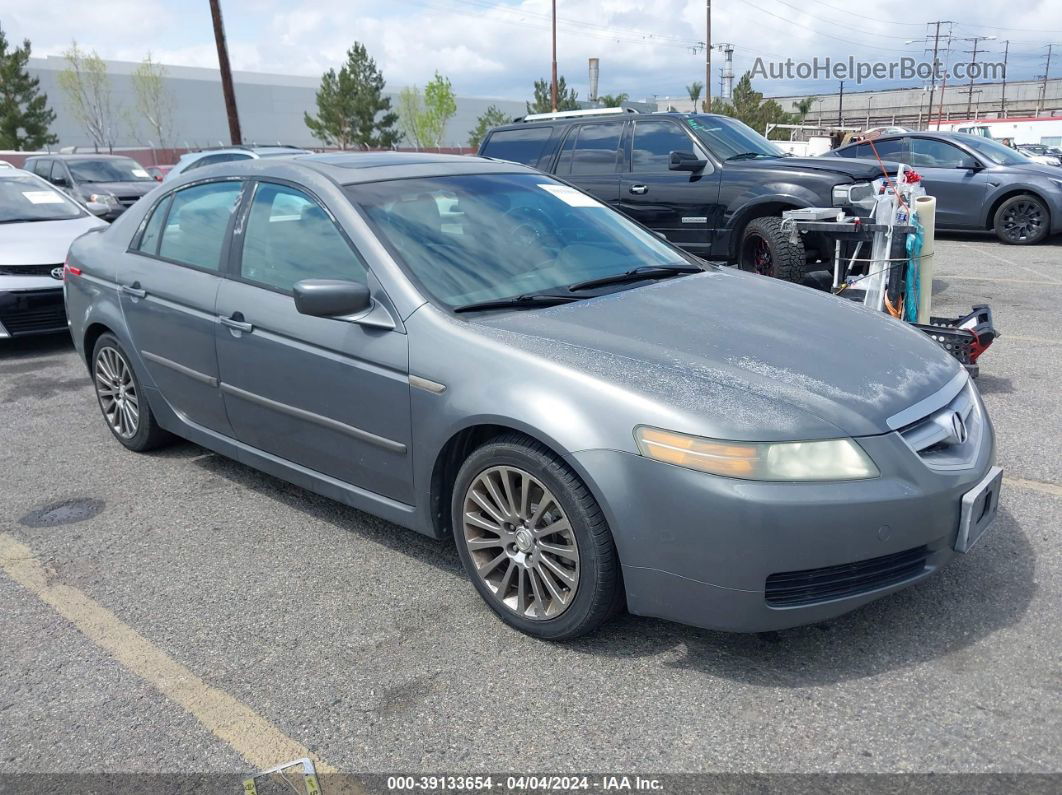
452,434,622,640
737,216,806,282
993,194,1049,245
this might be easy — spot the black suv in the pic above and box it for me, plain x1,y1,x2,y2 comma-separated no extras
479,111,888,280
23,154,157,221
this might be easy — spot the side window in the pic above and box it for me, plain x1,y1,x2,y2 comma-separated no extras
631,121,697,171
479,127,552,166
135,195,172,256
50,161,69,185
908,139,966,167
31,159,50,177
841,139,903,161
240,182,367,292
157,181,243,270
563,122,624,176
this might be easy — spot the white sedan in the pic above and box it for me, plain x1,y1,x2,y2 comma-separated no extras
0,170,107,338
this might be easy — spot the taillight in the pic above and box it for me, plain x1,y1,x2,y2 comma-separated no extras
63,260,82,279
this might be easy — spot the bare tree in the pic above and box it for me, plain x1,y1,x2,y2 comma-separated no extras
57,43,118,150
130,53,174,152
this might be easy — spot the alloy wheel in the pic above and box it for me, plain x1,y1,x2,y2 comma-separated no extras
746,234,774,276
94,346,139,439
461,465,580,620
1001,200,1044,242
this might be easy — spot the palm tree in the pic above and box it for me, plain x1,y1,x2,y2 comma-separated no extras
686,82,703,107
795,96,816,122
598,92,629,107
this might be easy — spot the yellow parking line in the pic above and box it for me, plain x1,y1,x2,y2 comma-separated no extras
1005,477,1062,498
0,533,338,776
1003,334,1062,346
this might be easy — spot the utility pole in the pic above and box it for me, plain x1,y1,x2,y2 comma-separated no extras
1000,40,1009,117
838,80,844,126
957,35,995,118
209,0,242,146
908,21,953,130
1038,44,1054,115
550,0,558,111
705,0,712,110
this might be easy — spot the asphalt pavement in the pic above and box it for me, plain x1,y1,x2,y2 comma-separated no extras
0,235,1059,786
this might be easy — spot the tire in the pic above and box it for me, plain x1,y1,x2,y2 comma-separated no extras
451,433,622,640
738,216,806,282
993,194,1049,245
91,333,172,452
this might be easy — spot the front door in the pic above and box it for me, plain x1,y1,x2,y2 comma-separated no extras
214,181,413,503
119,180,244,435
619,118,720,258
905,138,989,229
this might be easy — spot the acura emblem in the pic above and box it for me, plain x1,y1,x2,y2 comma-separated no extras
950,412,968,445
50,267,64,280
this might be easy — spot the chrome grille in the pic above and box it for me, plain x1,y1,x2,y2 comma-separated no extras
898,381,983,470
0,263,62,277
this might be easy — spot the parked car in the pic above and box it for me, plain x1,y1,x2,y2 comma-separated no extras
478,110,893,280
1015,143,1062,167
0,169,106,338
23,154,156,221
145,165,174,181
66,153,1000,639
826,131,1062,244
0,160,14,169
164,145,312,182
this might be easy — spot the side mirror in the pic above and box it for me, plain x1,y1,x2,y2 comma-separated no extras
85,201,109,216
669,150,707,172
958,156,984,170
293,279,372,318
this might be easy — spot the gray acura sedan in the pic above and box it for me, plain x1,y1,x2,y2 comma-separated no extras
65,153,1001,639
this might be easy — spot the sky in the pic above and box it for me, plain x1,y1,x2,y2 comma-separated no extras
2,0,1061,102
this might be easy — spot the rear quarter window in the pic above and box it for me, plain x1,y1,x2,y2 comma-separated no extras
480,127,553,167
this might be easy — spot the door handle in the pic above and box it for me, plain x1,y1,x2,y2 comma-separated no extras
629,184,648,195
120,282,147,299
220,313,254,333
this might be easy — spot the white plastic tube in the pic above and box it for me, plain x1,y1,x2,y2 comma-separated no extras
914,195,937,324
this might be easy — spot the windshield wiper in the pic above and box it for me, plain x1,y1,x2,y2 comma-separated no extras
453,293,584,313
726,152,775,161
567,264,703,292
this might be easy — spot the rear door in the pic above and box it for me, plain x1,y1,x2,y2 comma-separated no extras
619,118,720,257
552,121,625,207
904,137,989,229
214,180,413,503
120,179,243,435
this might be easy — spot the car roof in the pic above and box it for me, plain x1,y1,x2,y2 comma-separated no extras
28,153,133,161
176,151,534,186
489,111,730,132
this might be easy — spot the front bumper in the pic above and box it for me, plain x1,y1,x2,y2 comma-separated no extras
571,421,996,633
0,285,67,337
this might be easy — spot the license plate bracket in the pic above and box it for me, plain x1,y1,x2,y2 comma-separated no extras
955,466,1003,553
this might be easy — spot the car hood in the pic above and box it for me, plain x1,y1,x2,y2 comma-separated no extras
740,155,892,181
473,269,962,441
0,215,107,265
1008,161,1062,178
77,181,155,197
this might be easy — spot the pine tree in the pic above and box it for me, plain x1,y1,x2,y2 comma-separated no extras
304,43,401,149
0,25,57,151
467,105,511,150
526,77,579,114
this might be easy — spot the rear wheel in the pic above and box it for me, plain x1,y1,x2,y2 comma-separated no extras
993,194,1049,245
91,333,172,452
452,434,622,640
738,216,806,282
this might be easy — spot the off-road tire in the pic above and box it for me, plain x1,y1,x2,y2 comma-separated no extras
738,216,807,283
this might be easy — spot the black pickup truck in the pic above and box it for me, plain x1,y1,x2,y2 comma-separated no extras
479,111,886,281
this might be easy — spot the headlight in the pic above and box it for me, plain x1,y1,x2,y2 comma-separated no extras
634,426,879,481
88,193,119,207
832,181,876,212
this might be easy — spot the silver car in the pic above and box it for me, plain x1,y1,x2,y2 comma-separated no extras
65,154,1001,639
1,170,106,338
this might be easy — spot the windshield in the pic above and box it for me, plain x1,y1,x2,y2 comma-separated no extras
67,157,154,183
684,115,785,160
349,173,699,309
0,174,84,223
959,135,1029,166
